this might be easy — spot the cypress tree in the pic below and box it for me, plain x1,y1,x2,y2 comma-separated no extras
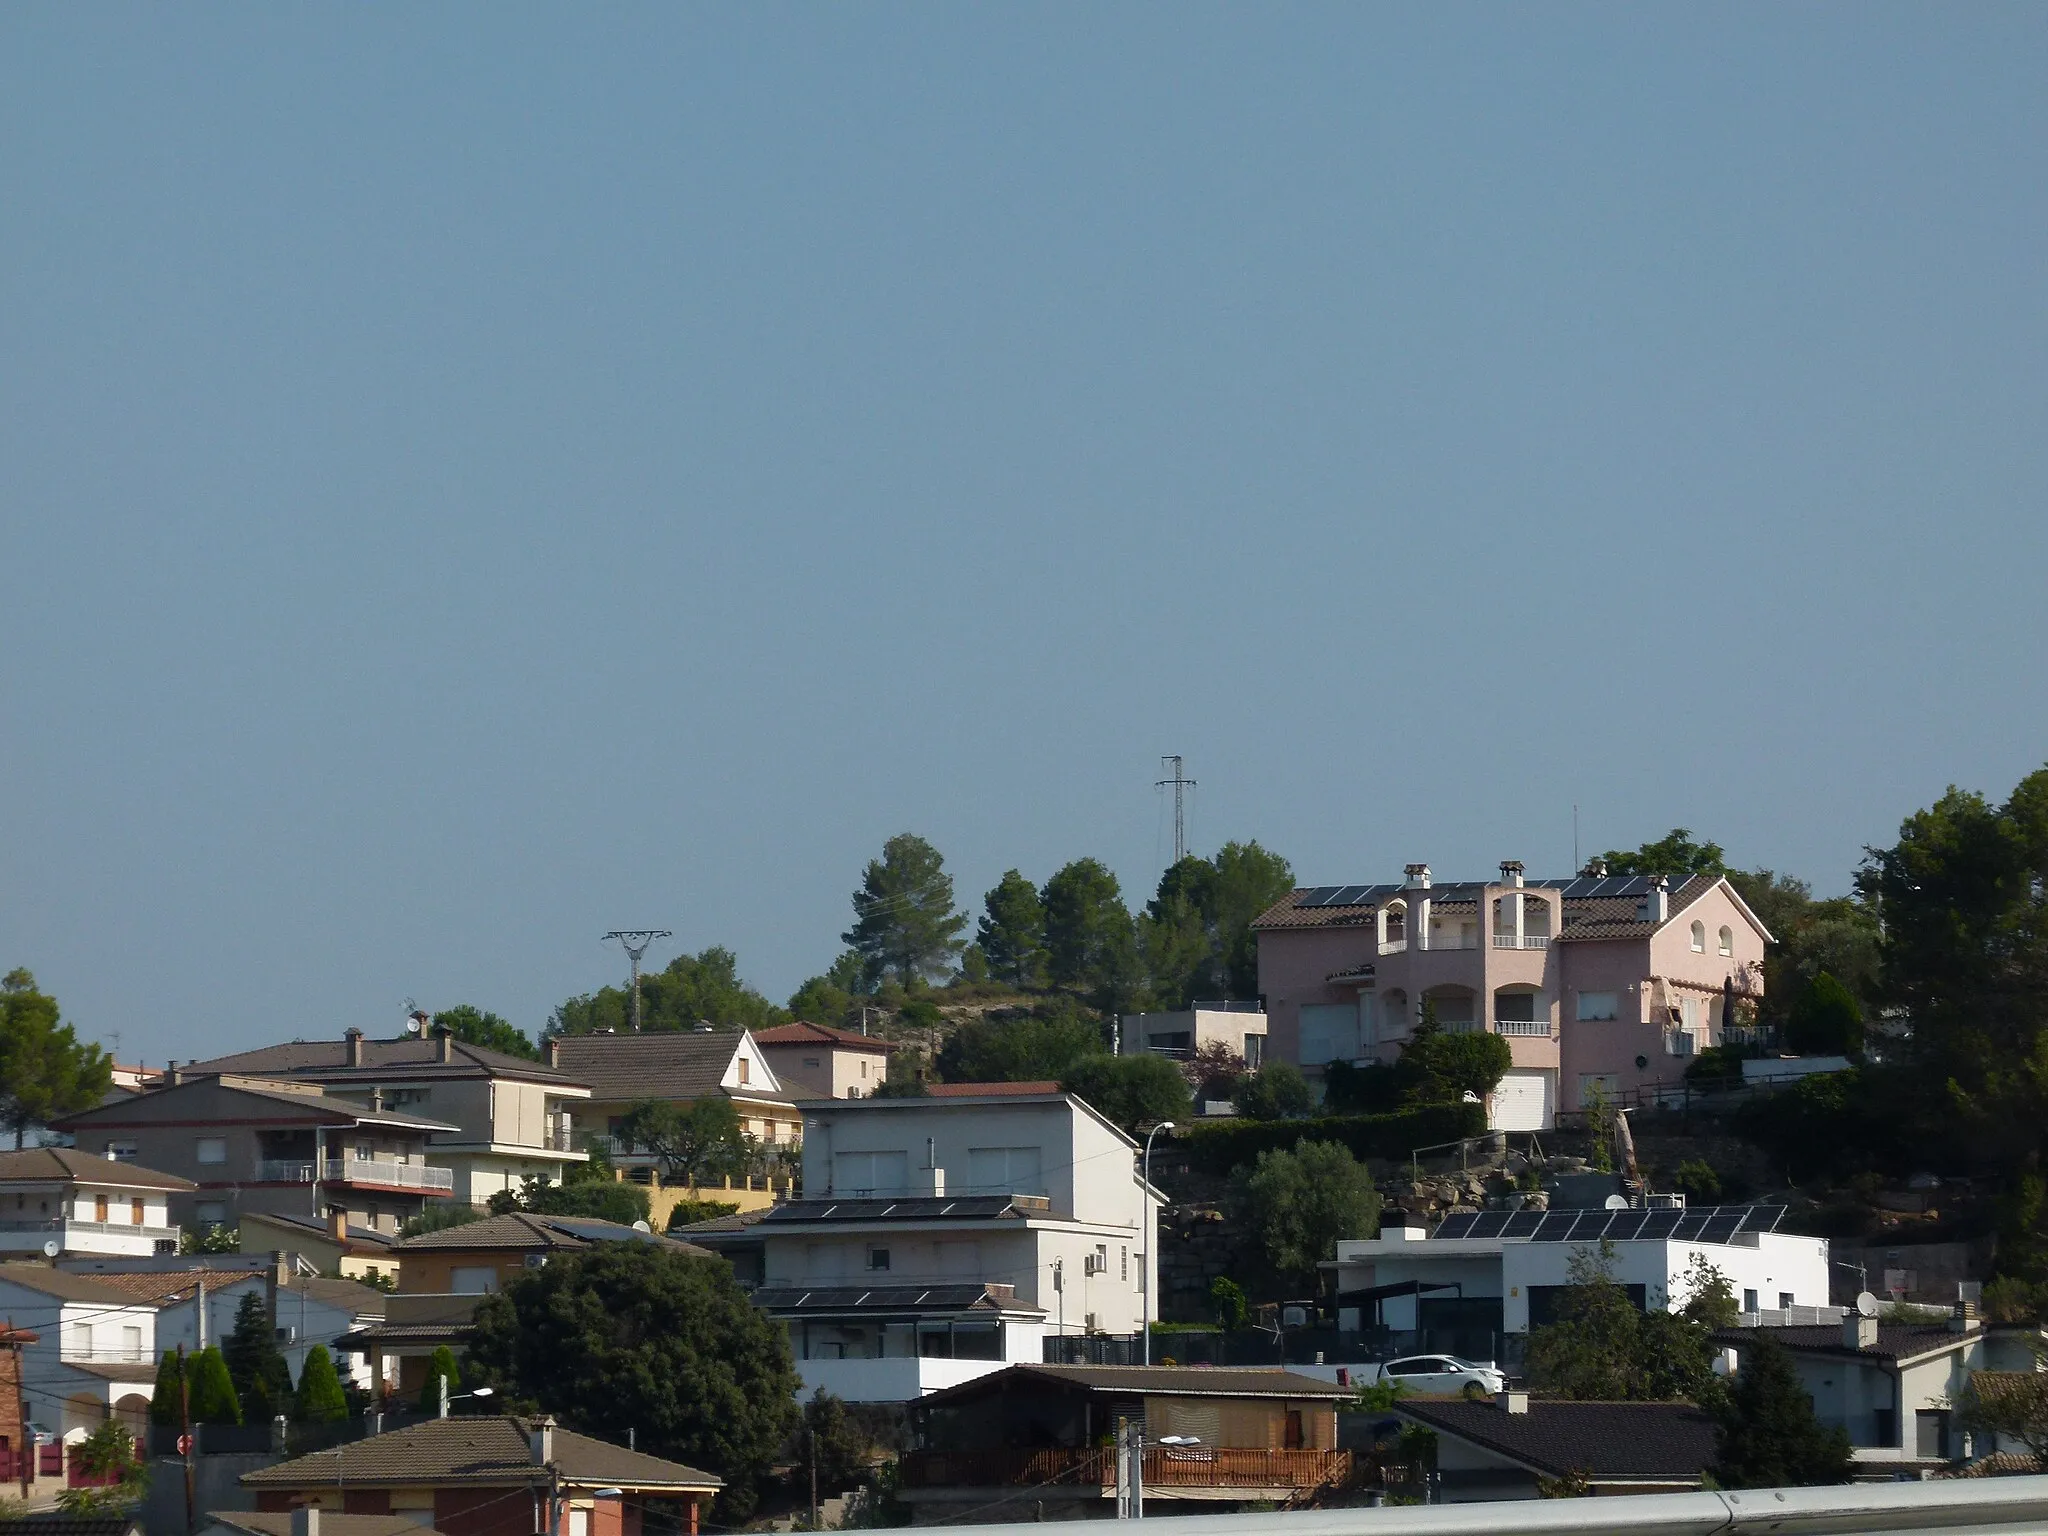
186,1346,241,1425
294,1345,349,1424
417,1346,461,1415
149,1350,186,1427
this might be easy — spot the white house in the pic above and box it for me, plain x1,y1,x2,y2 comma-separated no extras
683,1088,1162,1402
1331,1203,1829,1340
0,1148,190,1260
1117,1003,1268,1070
0,1265,158,1440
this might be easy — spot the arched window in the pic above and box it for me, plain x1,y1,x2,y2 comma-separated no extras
1690,920,1706,953
1717,925,1733,956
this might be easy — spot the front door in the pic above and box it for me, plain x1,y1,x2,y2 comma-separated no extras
1283,1410,1304,1449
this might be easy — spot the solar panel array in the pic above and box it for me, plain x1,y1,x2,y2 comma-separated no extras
1295,873,1671,909
1430,1205,1786,1245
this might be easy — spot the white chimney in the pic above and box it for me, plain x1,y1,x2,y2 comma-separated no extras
1499,861,1525,889
1497,1390,1529,1415
1648,875,1669,923
530,1416,556,1466
1404,863,1431,889
1843,1314,1879,1350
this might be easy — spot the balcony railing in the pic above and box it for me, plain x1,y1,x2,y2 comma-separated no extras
1494,1018,1552,1037
1492,934,1551,949
256,1158,454,1192
1424,934,1479,952
1377,938,1407,955
899,1447,1351,1492
0,1217,181,1240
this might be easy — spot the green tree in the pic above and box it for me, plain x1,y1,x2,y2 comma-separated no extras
1041,860,1136,1001
490,1175,651,1226
417,1345,463,1414
842,834,968,988
1597,829,1729,880
1784,971,1863,1057
1727,869,1883,1029
934,1001,1106,1084
1058,1054,1191,1132
186,1345,241,1425
223,1290,293,1424
1400,1024,1513,1104
1235,1060,1313,1121
787,976,856,1030
466,1242,801,1519
977,871,1048,989
430,1004,539,1061
293,1345,349,1424
1227,1141,1381,1290
1953,1338,2048,1465
665,1199,741,1232
1209,1276,1248,1331
1710,1334,1852,1487
1524,1243,1646,1400
181,1224,241,1255
57,1421,146,1515
793,1389,872,1505
619,1098,746,1189
551,947,788,1037
1206,842,1297,998
0,969,113,1148
149,1350,187,1426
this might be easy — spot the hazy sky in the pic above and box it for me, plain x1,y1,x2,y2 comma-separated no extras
4,7,2044,1063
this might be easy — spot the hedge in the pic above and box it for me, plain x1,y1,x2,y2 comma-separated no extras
1179,1103,1488,1176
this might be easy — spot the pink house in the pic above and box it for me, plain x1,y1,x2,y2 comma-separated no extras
1251,862,1772,1129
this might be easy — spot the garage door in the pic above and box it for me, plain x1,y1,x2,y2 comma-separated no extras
1491,1069,1555,1131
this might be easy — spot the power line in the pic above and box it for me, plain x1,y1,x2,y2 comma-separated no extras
602,932,673,1033
1154,756,1196,867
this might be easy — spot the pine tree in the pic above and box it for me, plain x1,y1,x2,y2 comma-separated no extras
1711,1334,1852,1487
976,871,1047,989
841,835,967,986
0,969,113,1149
417,1345,462,1415
223,1290,294,1424
294,1345,349,1424
186,1346,241,1425
149,1350,187,1427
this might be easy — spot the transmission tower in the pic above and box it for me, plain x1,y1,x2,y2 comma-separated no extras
602,930,672,1032
1155,755,1197,866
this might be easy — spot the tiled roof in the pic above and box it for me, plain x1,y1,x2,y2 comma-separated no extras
244,1210,398,1250
70,1270,229,1307
1940,1452,2045,1478
669,1206,771,1236
926,1081,1062,1098
1395,1400,1716,1480
0,1148,195,1191
548,1032,792,1104
56,1078,457,1135
920,1365,1349,1406
0,1518,142,1536
63,1361,161,1382
181,1037,578,1085
753,1022,898,1053
210,1514,441,1536
391,1211,711,1257
0,1265,153,1304
240,1415,721,1491
1715,1323,1970,1363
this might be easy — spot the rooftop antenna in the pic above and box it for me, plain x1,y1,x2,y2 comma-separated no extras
1155,755,1197,866
602,931,672,1033
402,999,425,1036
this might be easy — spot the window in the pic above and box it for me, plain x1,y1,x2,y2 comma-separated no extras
70,1324,93,1358
195,1136,227,1165
803,1057,821,1069
1297,1003,1358,1066
1690,921,1706,953
1779,1292,1795,1309
967,1146,1045,1196
865,1247,890,1272
736,1057,751,1085
450,1266,500,1294
1120,1247,1128,1281
861,1060,869,1078
1718,926,1734,957
194,1201,227,1230
1243,1034,1264,1069
1743,1289,1759,1313
122,1326,142,1362
832,1150,909,1197
106,1141,137,1163
1494,990,1537,1023
131,1198,145,1226
1576,992,1619,1022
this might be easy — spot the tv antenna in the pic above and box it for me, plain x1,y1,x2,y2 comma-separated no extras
1155,755,1197,866
603,931,672,1033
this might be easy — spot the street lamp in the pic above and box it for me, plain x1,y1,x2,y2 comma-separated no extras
1141,1121,1175,1366
438,1381,494,1419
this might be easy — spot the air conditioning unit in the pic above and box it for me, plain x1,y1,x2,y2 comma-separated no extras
1084,1313,1100,1334
1083,1255,1106,1276
523,1254,547,1269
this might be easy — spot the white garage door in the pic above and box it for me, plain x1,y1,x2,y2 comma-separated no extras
1491,1069,1555,1131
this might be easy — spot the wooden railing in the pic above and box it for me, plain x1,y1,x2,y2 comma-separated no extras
899,1447,1350,1491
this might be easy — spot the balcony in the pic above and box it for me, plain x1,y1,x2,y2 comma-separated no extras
1494,1018,1552,1037
0,1218,181,1258
1377,938,1407,956
255,1158,454,1193
900,1446,1351,1494
797,1356,1009,1403
1492,934,1551,950
1424,933,1479,952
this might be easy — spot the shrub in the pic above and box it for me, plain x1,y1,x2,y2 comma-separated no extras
666,1199,743,1232
1785,972,1863,1057
294,1345,349,1424
1227,1141,1381,1288
1182,1104,1486,1177
1235,1061,1313,1121
1673,1159,1724,1204
186,1346,240,1425
1060,1053,1192,1131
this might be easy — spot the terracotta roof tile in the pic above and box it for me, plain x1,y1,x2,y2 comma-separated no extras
181,1038,577,1085
926,1081,1062,1098
753,1022,899,1052
548,1032,793,1105
391,1211,711,1257
0,1148,195,1191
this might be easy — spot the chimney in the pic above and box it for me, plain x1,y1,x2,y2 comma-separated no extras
1843,1314,1879,1350
1499,861,1525,889
1585,857,1610,879
545,1037,561,1069
369,1087,384,1113
1403,863,1431,890
1648,875,1670,923
1496,1390,1529,1415
273,1249,292,1287
530,1416,556,1467
328,1208,348,1242
344,1029,364,1068
165,1062,182,1088
436,1025,454,1064
1949,1300,1981,1334
291,1508,321,1536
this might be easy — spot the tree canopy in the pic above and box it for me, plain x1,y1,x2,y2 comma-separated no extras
935,1001,1105,1084
0,969,113,1148
1235,1060,1313,1121
977,870,1048,989
294,1345,349,1424
490,1174,651,1226
551,947,787,1036
1227,1141,1380,1289
223,1290,293,1424
1525,1245,1732,1403
618,1097,746,1189
1710,1334,1852,1487
1597,829,1729,880
1058,1053,1190,1132
187,1345,241,1425
1041,859,1140,1008
430,1004,539,1060
1784,971,1863,1057
466,1242,802,1519
842,834,967,988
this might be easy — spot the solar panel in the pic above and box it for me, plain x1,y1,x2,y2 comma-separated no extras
1532,1211,1580,1241
1468,1212,1510,1239
1672,1213,1710,1241
1433,1213,1479,1240
1742,1205,1787,1233
1605,1211,1649,1241
1574,1210,1620,1240
1636,1209,1682,1240
1502,1210,1544,1238
1699,1213,1745,1244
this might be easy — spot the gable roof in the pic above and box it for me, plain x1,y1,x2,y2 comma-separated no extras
390,1211,711,1257
917,1364,1350,1407
1394,1399,1716,1481
240,1415,721,1492
0,1148,195,1191
546,1031,790,1104
242,1209,398,1251
208,1515,442,1536
180,1036,579,1087
1716,1322,1973,1365
752,1021,898,1053
54,1076,458,1135
925,1080,1063,1098
0,1265,153,1305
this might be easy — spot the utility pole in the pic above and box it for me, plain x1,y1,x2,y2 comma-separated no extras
1155,757,1196,867
180,1342,195,1535
602,931,672,1033
9,1317,28,1501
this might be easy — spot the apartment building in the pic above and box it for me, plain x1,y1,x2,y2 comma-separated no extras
1254,862,1772,1126
180,1026,591,1206
751,1021,898,1099
0,1149,190,1260
684,1090,1160,1402
54,1075,458,1237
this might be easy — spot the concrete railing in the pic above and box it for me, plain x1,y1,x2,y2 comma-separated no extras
1493,1019,1552,1037
1492,934,1551,949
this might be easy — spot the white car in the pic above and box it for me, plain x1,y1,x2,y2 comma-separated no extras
1379,1354,1505,1396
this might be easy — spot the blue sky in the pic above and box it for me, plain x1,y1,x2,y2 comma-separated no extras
4,7,2044,1062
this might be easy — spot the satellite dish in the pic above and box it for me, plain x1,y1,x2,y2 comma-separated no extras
42,1239,59,1259
404,1017,423,1035
1604,1194,1629,1210
1856,1292,1880,1318
632,1220,652,1234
